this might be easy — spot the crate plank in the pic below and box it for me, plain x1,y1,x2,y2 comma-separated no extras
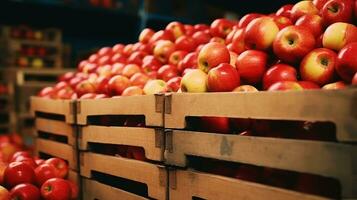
82,178,148,200
35,138,77,171
80,153,167,200
79,126,164,161
36,118,75,146
169,169,328,200
31,97,75,124
76,94,164,127
165,130,357,198
165,89,357,142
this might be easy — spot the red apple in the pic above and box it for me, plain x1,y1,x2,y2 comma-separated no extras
166,21,185,39
96,64,112,77
169,50,188,66
110,63,125,75
313,0,329,9
175,36,196,52
192,31,211,45
12,156,37,169
127,51,147,66
58,72,75,83
298,81,321,89
291,0,319,22
233,85,259,92
142,55,162,72
225,27,238,44
238,13,265,28
184,24,194,36
335,42,357,82
180,69,208,93
157,64,178,81
108,75,130,96
139,28,155,44
97,47,113,57
80,93,97,99
321,0,354,26
194,24,210,32
197,42,230,73
95,94,108,99
130,72,150,88
351,72,357,85
4,162,36,188
268,81,304,91
111,53,127,64
209,37,225,44
143,80,168,95
147,71,158,79
300,48,337,85
11,151,31,162
112,43,124,54
273,16,293,30
177,52,198,74
323,22,357,51
41,178,71,200
130,147,146,161
322,81,347,89
276,4,294,18
35,163,60,186
244,17,279,50
295,14,323,37
230,28,246,54
0,185,9,200
122,64,141,78
148,30,175,46
88,54,99,63
0,162,7,185
235,50,268,85
167,77,182,92
273,26,316,64
200,117,230,134
45,158,68,179
122,44,134,57
75,80,96,97
210,18,234,38
38,87,55,98
153,40,176,63
121,86,144,96
229,51,238,66
66,180,78,200
207,63,240,92
263,64,297,90
10,183,40,200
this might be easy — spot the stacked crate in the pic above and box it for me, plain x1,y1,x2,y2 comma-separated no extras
0,79,15,133
0,26,62,68
30,97,80,186
76,94,167,200
163,89,357,200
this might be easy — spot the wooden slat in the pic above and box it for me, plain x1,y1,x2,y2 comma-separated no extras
169,169,329,200
80,153,167,200
76,94,164,127
82,178,148,200
35,138,77,171
30,97,74,124
79,126,163,161
36,118,75,146
165,89,357,142
165,130,357,198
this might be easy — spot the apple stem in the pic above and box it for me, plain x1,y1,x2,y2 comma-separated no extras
328,5,338,13
288,39,294,45
321,58,329,66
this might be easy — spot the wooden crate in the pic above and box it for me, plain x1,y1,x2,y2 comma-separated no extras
36,118,76,146
169,169,327,200
164,89,357,142
80,152,167,200
76,94,165,127
82,178,149,200
79,126,164,161
165,130,357,198
35,138,77,171
31,97,76,124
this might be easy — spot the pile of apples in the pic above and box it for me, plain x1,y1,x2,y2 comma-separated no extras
39,0,357,100
0,133,78,200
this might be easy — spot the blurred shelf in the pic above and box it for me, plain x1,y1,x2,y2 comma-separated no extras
18,113,33,120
